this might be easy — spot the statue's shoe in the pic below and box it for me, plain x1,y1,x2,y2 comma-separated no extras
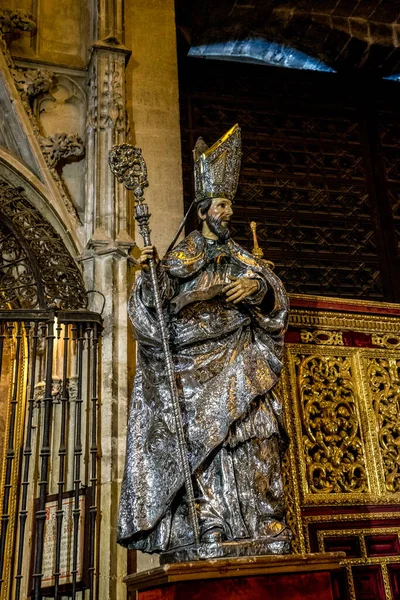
201,527,226,544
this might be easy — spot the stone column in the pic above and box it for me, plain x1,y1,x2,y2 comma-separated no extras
80,1,134,599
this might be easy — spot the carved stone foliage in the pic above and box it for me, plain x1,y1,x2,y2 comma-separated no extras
87,60,98,130
0,179,87,309
33,378,62,404
0,8,35,36
85,47,131,243
0,10,51,112
366,357,400,493
12,67,54,103
36,75,87,217
39,133,85,168
99,56,125,132
0,9,35,72
0,15,85,221
67,376,79,402
295,353,368,495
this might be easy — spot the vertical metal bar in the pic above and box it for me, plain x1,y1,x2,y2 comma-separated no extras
54,323,70,599
15,321,39,600
88,323,99,600
33,311,55,600
72,323,84,599
0,322,5,379
0,320,4,590
0,321,21,598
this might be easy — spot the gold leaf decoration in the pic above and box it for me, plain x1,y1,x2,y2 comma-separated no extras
300,329,344,346
296,354,368,494
366,357,400,492
371,334,400,350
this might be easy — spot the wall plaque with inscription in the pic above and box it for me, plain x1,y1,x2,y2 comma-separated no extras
31,490,88,594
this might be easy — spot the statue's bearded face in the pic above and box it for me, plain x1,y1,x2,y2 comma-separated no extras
206,198,233,242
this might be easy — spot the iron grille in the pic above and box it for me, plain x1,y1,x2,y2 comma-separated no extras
0,308,102,600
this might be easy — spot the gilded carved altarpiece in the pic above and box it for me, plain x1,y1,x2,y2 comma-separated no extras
282,298,400,599
0,326,27,597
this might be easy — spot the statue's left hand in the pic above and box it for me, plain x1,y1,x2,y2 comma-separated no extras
223,276,259,304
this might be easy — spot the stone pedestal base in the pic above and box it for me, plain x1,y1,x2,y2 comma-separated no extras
160,536,291,564
125,552,346,600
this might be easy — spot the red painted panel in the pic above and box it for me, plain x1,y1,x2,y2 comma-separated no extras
302,504,400,517
352,566,385,600
331,570,350,600
285,330,301,344
365,534,400,557
323,536,362,558
341,331,372,347
305,511,400,553
139,572,335,600
388,563,400,600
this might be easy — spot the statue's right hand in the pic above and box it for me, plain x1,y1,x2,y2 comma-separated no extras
139,246,159,272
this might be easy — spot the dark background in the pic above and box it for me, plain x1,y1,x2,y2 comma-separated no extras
175,5,400,302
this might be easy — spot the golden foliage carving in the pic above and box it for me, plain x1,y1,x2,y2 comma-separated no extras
281,451,302,553
366,357,400,492
296,354,368,494
300,329,344,346
371,334,400,350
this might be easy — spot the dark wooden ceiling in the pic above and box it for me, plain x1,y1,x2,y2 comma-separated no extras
176,0,400,75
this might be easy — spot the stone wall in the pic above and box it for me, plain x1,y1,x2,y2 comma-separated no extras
125,0,184,257
6,0,92,68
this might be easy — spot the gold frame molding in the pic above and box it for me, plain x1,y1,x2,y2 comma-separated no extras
317,527,400,600
0,326,27,600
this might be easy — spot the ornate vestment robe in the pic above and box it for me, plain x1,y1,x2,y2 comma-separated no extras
118,230,289,552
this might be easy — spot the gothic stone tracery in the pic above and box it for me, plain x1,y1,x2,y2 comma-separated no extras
0,179,87,309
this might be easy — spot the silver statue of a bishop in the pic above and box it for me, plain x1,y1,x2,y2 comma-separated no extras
118,124,291,561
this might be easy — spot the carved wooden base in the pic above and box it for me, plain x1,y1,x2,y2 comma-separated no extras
160,536,291,563
125,552,347,600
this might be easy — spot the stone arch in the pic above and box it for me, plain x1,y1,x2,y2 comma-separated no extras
0,150,87,309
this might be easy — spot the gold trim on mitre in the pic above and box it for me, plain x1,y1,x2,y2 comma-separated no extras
193,124,242,203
